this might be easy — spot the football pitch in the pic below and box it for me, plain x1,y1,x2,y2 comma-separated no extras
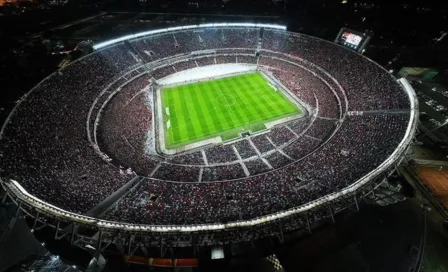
162,72,302,148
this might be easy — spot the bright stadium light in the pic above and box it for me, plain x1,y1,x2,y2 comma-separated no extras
93,23,287,50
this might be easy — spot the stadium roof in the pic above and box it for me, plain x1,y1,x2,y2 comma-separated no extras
92,23,287,50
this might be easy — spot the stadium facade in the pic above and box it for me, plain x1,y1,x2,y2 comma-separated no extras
0,23,418,257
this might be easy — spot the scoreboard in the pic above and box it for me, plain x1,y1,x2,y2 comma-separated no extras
334,28,371,53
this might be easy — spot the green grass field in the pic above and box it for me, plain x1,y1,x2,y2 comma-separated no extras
162,72,301,148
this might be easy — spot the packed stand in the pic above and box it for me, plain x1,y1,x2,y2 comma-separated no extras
98,74,160,177
233,139,258,159
262,29,409,111
304,118,337,140
244,158,271,175
260,56,340,118
152,65,175,80
237,55,258,64
174,60,198,72
202,164,247,181
152,163,200,182
216,55,236,64
267,126,297,147
251,134,276,154
167,151,205,165
103,113,410,225
205,145,238,164
0,49,139,213
130,35,184,63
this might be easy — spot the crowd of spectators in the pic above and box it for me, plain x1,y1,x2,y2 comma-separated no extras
0,47,141,213
244,158,271,175
131,35,183,63
152,163,200,182
233,139,258,159
151,65,176,80
287,117,311,134
282,136,322,160
304,118,338,140
205,145,238,164
262,29,409,111
173,59,198,72
97,43,142,72
264,151,292,169
267,126,297,147
251,134,276,153
216,55,236,64
130,28,259,65
237,55,258,64
167,151,204,165
95,58,324,183
98,73,160,178
196,57,216,66
0,27,413,236
107,135,396,227
259,56,340,118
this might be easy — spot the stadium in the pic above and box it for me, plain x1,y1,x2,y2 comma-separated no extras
0,23,418,259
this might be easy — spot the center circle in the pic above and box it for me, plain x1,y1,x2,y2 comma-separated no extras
216,93,237,107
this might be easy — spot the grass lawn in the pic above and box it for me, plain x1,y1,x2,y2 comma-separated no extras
162,72,301,148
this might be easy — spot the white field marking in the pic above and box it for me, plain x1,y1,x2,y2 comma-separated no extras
174,102,263,134
169,126,174,144
165,107,170,115
171,98,298,140
171,101,200,137
170,123,229,140
167,120,170,129
219,92,239,118
162,72,304,152
172,121,240,141
268,83,278,92
161,86,308,157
